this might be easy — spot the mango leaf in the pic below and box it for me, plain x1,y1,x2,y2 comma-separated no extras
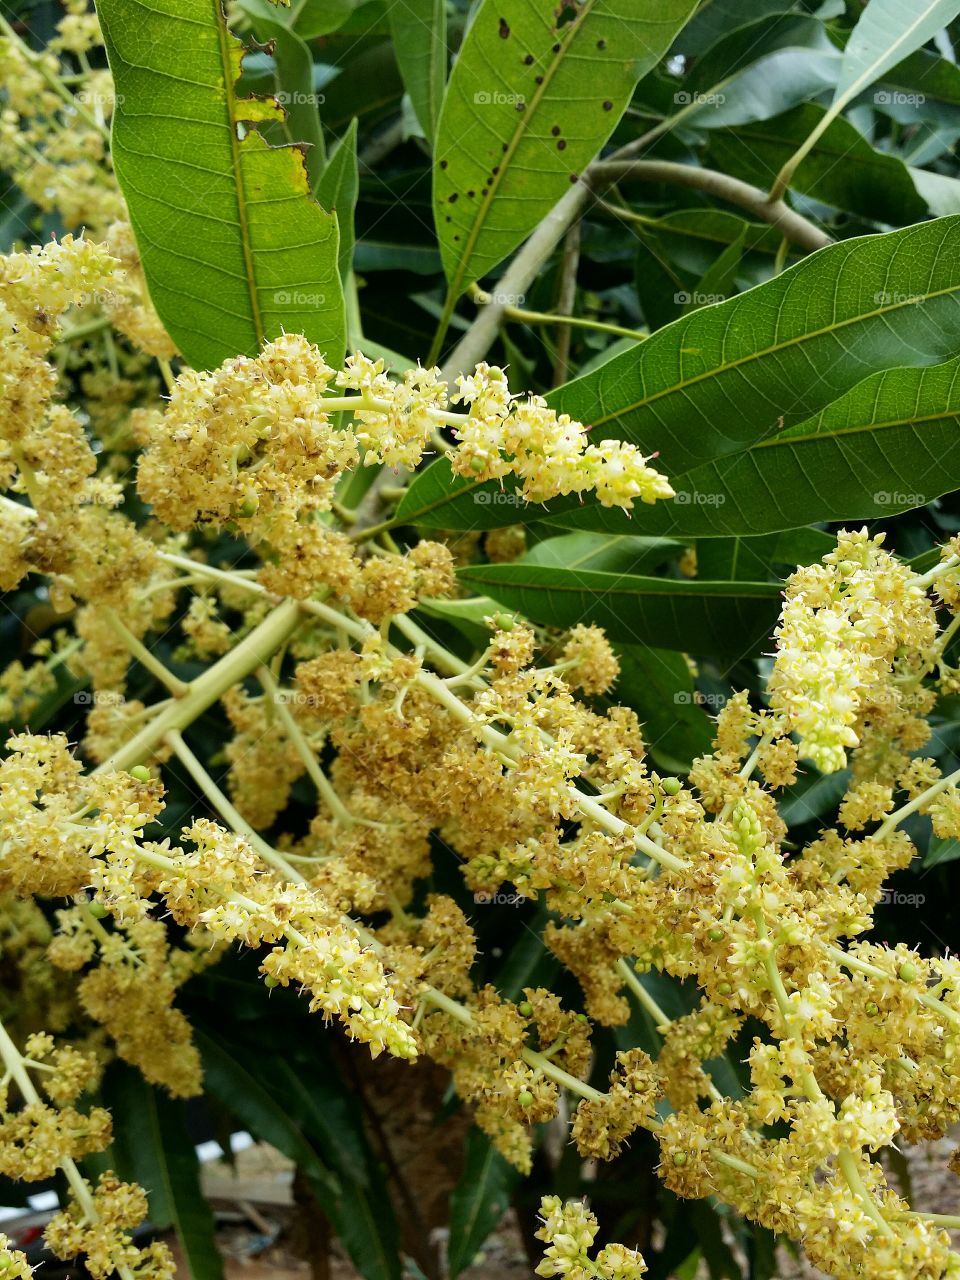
694,528,837,580
523,531,680,574
672,0,788,57
395,217,960,535
99,0,345,371
104,1065,223,1280
552,216,960,476
433,0,697,294
447,1129,521,1277
835,0,960,108
235,0,326,186
290,0,364,39
388,0,446,142
197,1032,341,1198
546,354,960,539
200,1032,401,1280
455,562,780,655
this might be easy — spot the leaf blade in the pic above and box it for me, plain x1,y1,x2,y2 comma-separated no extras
455,562,780,655
433,0,697,293
99,0,345,370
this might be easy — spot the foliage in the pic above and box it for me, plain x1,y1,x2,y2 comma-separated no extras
3,2,960,1280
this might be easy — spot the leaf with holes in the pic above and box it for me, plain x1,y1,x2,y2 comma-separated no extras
99,0,345,370
433,0,697,294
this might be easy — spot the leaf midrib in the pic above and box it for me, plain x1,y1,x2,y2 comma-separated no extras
459,566,779,598
215,0,263,345
445,0,600,297
754,405,960,449
587,279,959,430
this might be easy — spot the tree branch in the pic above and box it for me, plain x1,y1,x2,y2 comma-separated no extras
589,159,832,253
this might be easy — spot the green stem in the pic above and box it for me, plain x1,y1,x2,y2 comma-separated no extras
96,599,302,773
102,609,189,698
0,1017,136,1280
499,302,645,343
164,729,302,882
874,764,960,841
256,666,359,826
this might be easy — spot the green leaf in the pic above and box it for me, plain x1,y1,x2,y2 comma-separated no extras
771,0,960,193
708,104,928,223
387,0,446,142
550,353,960,539
672,0,789,57
447,1128,521,1277
397,219,960,536
200,1033,401,1280
316,120,359,280
694,528,837,580
433,0,697,293
834,0,960,108
551,217,960,476
197,1032,341,1198
523,531,681,574
104,1066,224,1280
455,562,780,655
99,0,345,371
235,0,326,186
290,0,363,39
611,644,713,774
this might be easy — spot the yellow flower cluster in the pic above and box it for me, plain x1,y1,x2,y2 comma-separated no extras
6,231,960,1280
340,353,674,509
536,1195,646,1279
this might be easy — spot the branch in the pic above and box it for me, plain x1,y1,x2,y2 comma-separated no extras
589,159,832,253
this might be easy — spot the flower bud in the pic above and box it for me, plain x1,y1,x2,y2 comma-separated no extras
518,1001,533,1017
129,765,151,783
660,776,682,796
518,1089,534,1107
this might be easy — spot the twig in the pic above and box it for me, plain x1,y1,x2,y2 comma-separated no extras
589,160,832,253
